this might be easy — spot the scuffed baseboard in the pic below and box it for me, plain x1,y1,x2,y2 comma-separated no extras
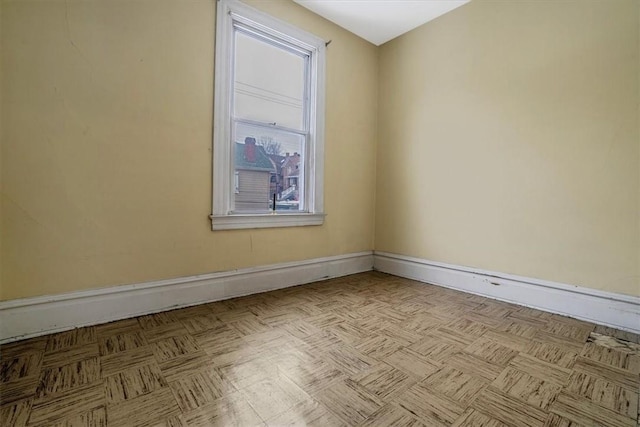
374,251,640,334
0,251,374,343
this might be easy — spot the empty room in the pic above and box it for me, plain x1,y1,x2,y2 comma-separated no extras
1,0,639,425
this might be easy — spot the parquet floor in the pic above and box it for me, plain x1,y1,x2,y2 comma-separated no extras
1,272,639,426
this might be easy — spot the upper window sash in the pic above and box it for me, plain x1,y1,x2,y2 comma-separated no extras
232,26,311,133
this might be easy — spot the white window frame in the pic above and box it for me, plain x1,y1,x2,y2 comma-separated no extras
210,0,326,230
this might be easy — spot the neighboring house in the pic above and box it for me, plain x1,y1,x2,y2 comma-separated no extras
235,137,275,211
280,152,301,201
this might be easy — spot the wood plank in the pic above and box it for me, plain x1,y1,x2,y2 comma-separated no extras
471,387,547,427
315,378,384,424
106,387,180,427
395,383,464,426
28,383,105,425
549,392,635,427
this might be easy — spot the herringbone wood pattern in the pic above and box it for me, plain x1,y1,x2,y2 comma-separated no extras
1,272,639,426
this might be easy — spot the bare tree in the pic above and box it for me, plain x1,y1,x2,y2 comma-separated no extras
258,137,282,156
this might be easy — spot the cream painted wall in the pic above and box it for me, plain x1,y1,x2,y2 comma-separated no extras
3,0,638,302
0,0,378,300
376,0,640,296
0,1,4,294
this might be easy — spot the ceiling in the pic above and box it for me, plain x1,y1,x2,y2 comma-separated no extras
293,0,470,46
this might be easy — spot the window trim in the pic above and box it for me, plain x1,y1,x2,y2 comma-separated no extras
210,0,326,230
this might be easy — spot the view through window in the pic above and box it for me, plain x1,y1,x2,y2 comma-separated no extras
232,25,309,212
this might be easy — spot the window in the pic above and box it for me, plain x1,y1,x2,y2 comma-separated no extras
210,0,326,230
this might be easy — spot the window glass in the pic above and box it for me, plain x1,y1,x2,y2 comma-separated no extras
233,121,305,212
234,30,306,131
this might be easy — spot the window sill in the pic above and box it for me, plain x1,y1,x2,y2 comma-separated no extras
210,213,325,230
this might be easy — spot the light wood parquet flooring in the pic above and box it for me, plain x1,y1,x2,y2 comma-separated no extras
1,272,639,426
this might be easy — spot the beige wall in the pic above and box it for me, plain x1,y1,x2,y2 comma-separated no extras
3,0,638,302
376,0,640,296
0,0,378,300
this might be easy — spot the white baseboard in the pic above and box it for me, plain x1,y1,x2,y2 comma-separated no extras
4,250,637,343
0,251,374,343
374,251,640,335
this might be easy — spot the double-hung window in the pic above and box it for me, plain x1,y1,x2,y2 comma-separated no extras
211,0,326,230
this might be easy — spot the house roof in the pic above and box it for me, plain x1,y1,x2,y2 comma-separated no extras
235,142,274,172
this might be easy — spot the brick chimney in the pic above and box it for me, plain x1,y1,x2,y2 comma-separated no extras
245,137,256,163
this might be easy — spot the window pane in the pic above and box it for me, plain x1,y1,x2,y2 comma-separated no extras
234,30,306,130
233,121,305,213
